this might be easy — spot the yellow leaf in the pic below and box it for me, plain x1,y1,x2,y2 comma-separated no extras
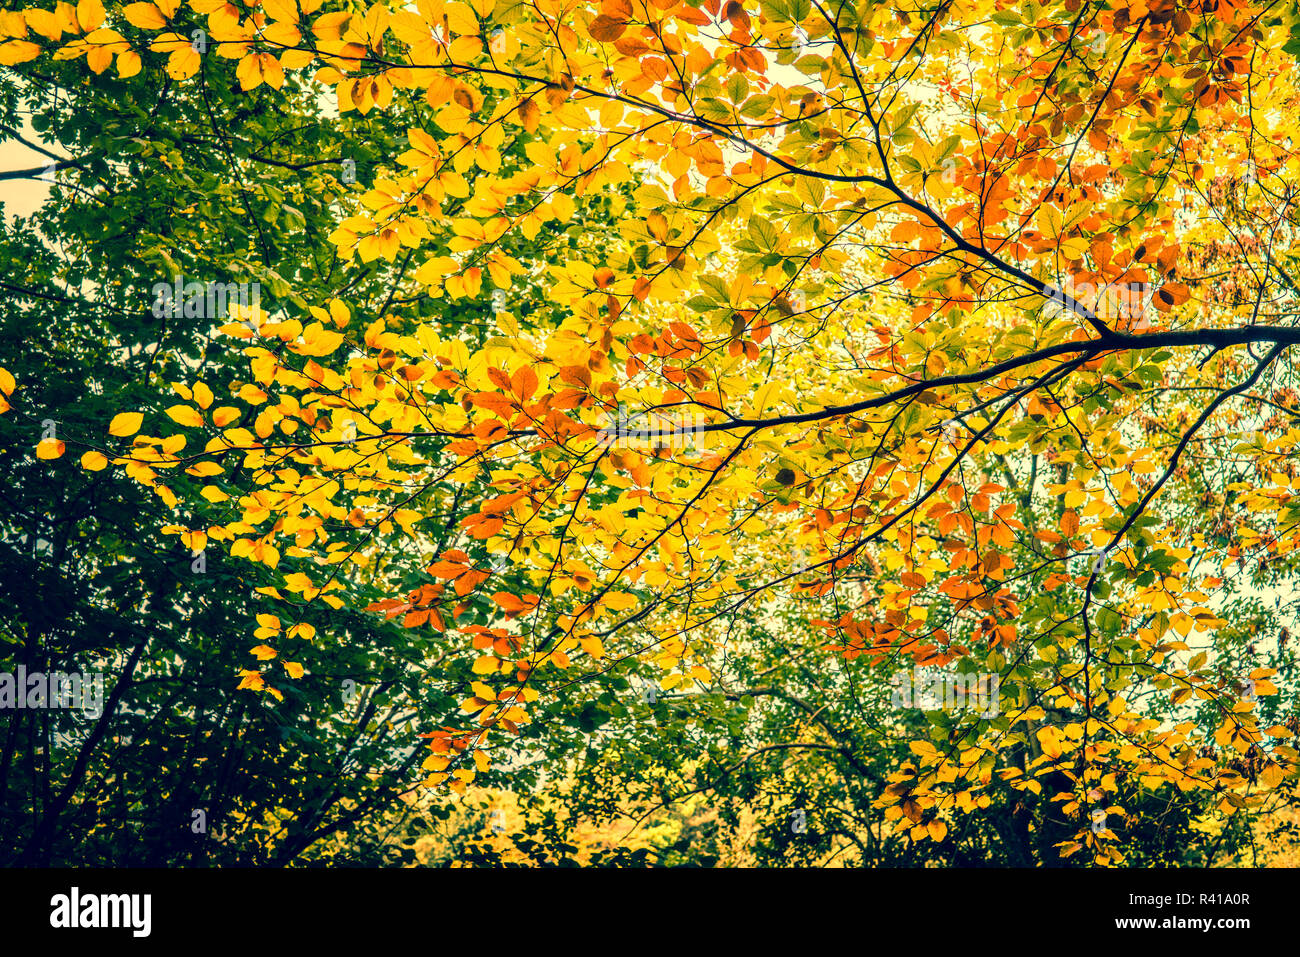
36,438,65,459
328,299,351,327
1037,726,1064,759
298,324,344,356
86,43,113,73
435,103,470,134
236,52,264,90
123,2,167,29
80,450,109,470
550,191,574,222
447,34,481,60
262,0,299,23
257,52,284,89
0,40,42,65
165,404,204,427
84,26,126,44
77,0,105,33
284,661,305,679
250,644,278,660
211,406,240,427
23,10,64,41
0,367,14,395
444,1,478,35
116,49,141,77
109,411,143,436
165,45,199,79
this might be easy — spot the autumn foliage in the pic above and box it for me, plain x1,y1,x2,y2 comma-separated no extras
6,0,1300,865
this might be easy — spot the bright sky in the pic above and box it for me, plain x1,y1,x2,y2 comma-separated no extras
0,117,58,220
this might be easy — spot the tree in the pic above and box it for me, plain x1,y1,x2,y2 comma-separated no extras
6,0,1300,865
0,13,624,863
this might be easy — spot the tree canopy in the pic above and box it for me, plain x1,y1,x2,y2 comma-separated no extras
4,0,1300,866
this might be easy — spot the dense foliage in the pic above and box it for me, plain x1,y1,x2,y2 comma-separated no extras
4,0,1300,866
